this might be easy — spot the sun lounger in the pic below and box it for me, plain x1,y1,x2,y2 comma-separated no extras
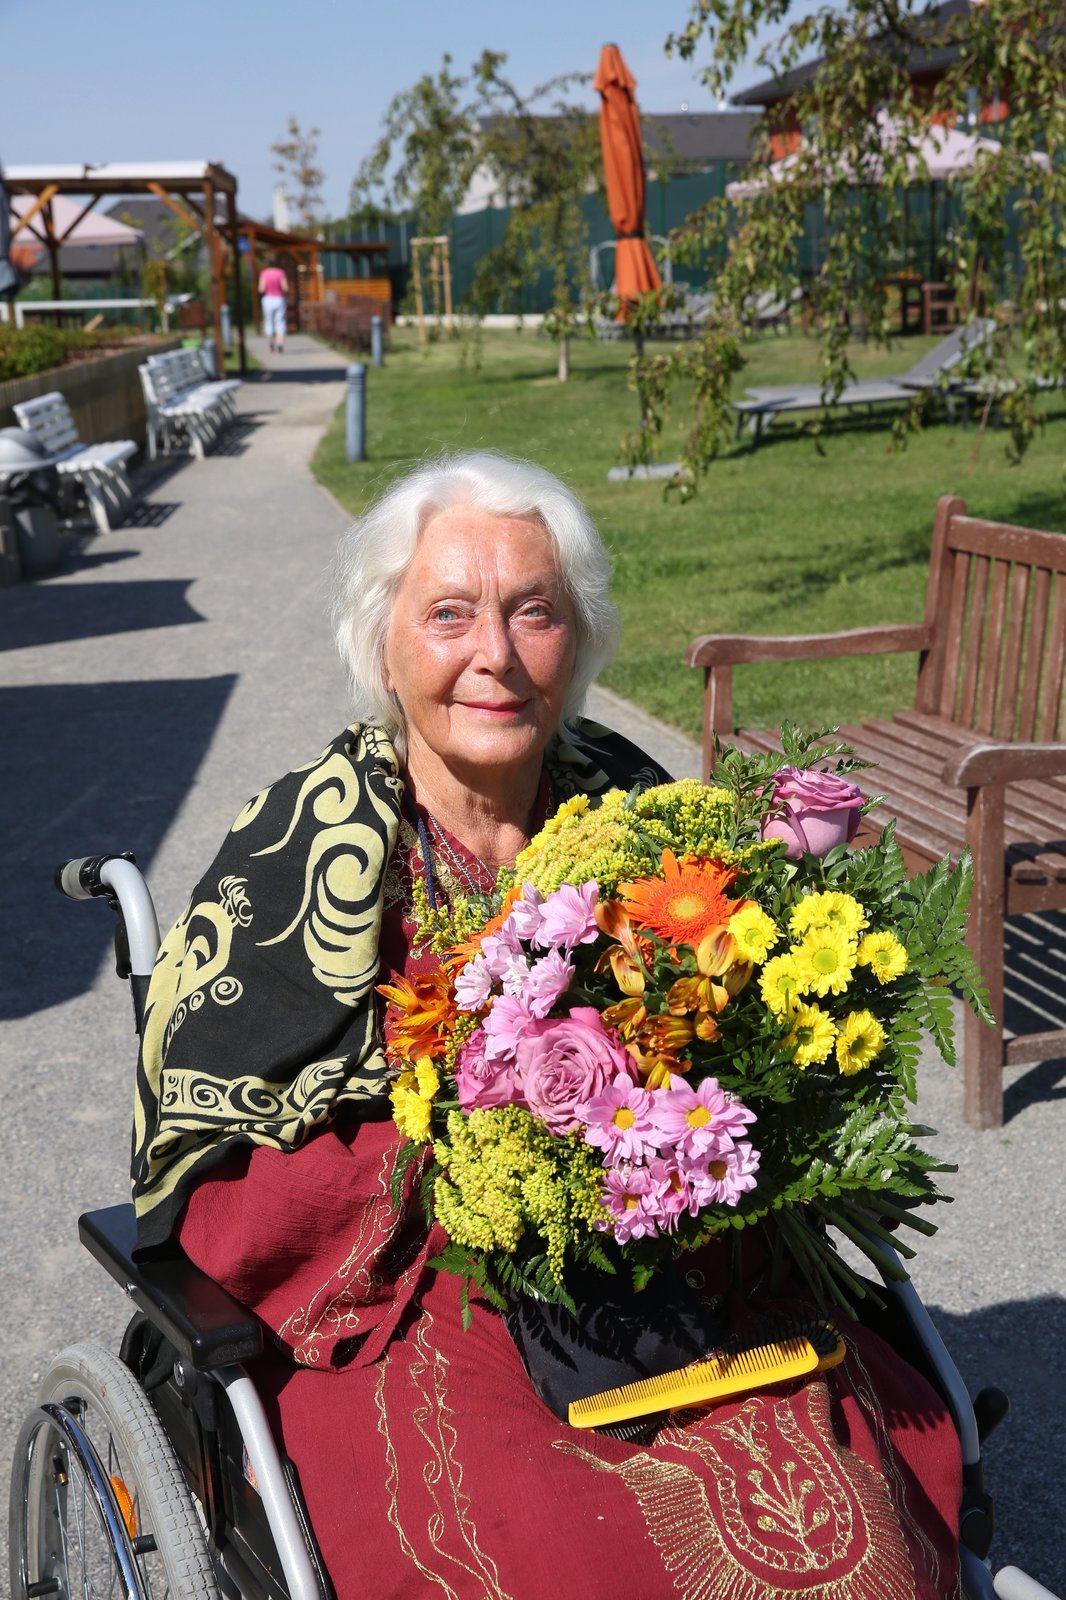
734,320,996,443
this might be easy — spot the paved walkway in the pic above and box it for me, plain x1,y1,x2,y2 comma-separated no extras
0,332,1061,1588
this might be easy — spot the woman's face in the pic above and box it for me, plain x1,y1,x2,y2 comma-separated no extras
383,505,577,785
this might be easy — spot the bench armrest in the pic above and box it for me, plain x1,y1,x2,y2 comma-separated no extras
685,624,931,669
943,742,1066,787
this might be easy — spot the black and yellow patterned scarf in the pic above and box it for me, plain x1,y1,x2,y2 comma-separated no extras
132,719,666,1251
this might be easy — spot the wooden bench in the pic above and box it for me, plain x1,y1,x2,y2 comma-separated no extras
138,348,240,460
686,495,1066,1129
12,391,137,534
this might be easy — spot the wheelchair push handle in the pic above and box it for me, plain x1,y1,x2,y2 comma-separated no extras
54,852,162,1023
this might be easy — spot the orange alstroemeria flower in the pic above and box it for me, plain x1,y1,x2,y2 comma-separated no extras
619,851,744,951
444,884,523,972
377,969,457,1061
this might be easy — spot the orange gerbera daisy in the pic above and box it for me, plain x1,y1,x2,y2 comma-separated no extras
377,969,457,1061
619,851,741,950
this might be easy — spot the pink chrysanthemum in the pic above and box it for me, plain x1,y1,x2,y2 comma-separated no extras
597,1165,663,1243
645,1153,692,1232
505,883,545,943
481,992,536,1061
454,954,494,1012
532,881,600,953
581,1072,658,1162
650,1074,757,1158
682,1141,761,1209
521,948,574,1018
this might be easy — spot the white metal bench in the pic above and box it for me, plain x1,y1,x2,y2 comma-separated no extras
12,392,137,534
138,348,240,460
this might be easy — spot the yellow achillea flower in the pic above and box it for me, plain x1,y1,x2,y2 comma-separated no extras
857,930,909,984
760,953,803,1015
789,890,868,942
793,926,856,998
783,1002,837,1067
835,1010,887,1074
729,904,781,964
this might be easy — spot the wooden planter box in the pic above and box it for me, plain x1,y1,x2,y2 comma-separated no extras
0,336,184,455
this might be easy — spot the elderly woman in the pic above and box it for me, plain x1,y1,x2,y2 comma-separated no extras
133,452,962,1600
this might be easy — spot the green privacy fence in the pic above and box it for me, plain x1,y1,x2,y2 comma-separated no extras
321,169,1025,316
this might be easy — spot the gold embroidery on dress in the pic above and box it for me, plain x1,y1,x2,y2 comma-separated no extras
375,1311,515,1599
280,1143,405,1365
556,1379,918,1600
842,1335,953,1596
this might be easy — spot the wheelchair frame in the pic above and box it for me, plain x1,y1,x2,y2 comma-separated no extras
8,849,1060,1600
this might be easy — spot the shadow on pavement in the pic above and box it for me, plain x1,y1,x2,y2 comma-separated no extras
0,579,205,652
0,674,237,1019
253,366,347,385
929,1294,1066,1590
125,501,181,530
1003,911,1066,1121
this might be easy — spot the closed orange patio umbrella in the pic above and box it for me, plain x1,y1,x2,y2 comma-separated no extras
594,43,661,317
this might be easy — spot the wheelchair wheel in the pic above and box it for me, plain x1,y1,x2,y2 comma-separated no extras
9,1341,221,1600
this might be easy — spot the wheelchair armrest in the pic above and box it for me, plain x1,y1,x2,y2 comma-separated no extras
79,1203,263,1371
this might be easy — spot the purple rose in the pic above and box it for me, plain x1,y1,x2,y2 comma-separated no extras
514,1006,631,1134
761,766,864,859
455,1029,525,1112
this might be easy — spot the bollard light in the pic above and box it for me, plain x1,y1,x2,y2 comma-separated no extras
371,315,384,368
220,303,233,349
346,363,367,463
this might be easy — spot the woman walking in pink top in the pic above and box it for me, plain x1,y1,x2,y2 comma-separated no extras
258,258,289,353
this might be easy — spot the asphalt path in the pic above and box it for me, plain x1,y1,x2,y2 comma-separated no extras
1,332,1062,1592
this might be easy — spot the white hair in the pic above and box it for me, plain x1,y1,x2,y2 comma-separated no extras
331,450,620,746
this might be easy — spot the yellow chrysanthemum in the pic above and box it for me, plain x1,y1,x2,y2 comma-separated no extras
857,930,909,984
759,953,803,1016
835,1010,887,1075
728,904,781,964
783,1002,837,1067
391,1083,432,1142
789,890,868,942
414,1056,440,1099
793,926,856,998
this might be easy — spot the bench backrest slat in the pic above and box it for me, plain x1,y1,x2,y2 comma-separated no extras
975,558,1009,733
1017,566,1052,741
995,562,1031,737
1040,575,1066,740
14,391,80,454
919,500,1066,741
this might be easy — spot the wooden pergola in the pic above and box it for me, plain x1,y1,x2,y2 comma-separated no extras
5,161,248,372
239,219,390,332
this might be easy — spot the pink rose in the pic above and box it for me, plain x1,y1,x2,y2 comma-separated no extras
761,766,864,859
455,1029,525,1112
514,1006,630,1134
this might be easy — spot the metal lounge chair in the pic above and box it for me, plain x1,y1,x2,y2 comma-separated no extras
733,319,996,443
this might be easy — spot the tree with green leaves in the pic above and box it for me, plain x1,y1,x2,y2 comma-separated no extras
471,62,603,382
351,55,495,240
272,116,326,233
631,0,1066,493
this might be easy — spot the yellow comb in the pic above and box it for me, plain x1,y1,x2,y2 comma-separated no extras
567,1322,846,1431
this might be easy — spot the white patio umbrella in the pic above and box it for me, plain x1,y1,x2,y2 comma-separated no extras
9,194,144,247
725,114,1048,200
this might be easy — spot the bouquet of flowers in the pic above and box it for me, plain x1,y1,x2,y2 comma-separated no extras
382,729,991,1323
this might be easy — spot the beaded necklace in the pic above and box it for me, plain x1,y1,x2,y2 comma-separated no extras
402,775,555,912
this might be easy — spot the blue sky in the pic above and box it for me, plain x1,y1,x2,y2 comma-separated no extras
1,0,802,220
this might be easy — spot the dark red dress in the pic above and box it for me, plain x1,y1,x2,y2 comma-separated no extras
178,823,963,1600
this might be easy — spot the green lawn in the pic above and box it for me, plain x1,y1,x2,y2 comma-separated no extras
311,326,1066,744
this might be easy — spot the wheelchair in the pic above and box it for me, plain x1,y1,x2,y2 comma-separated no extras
7,850,1061,1600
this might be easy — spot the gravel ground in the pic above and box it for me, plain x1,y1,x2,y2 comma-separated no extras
1,333,1062,1594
